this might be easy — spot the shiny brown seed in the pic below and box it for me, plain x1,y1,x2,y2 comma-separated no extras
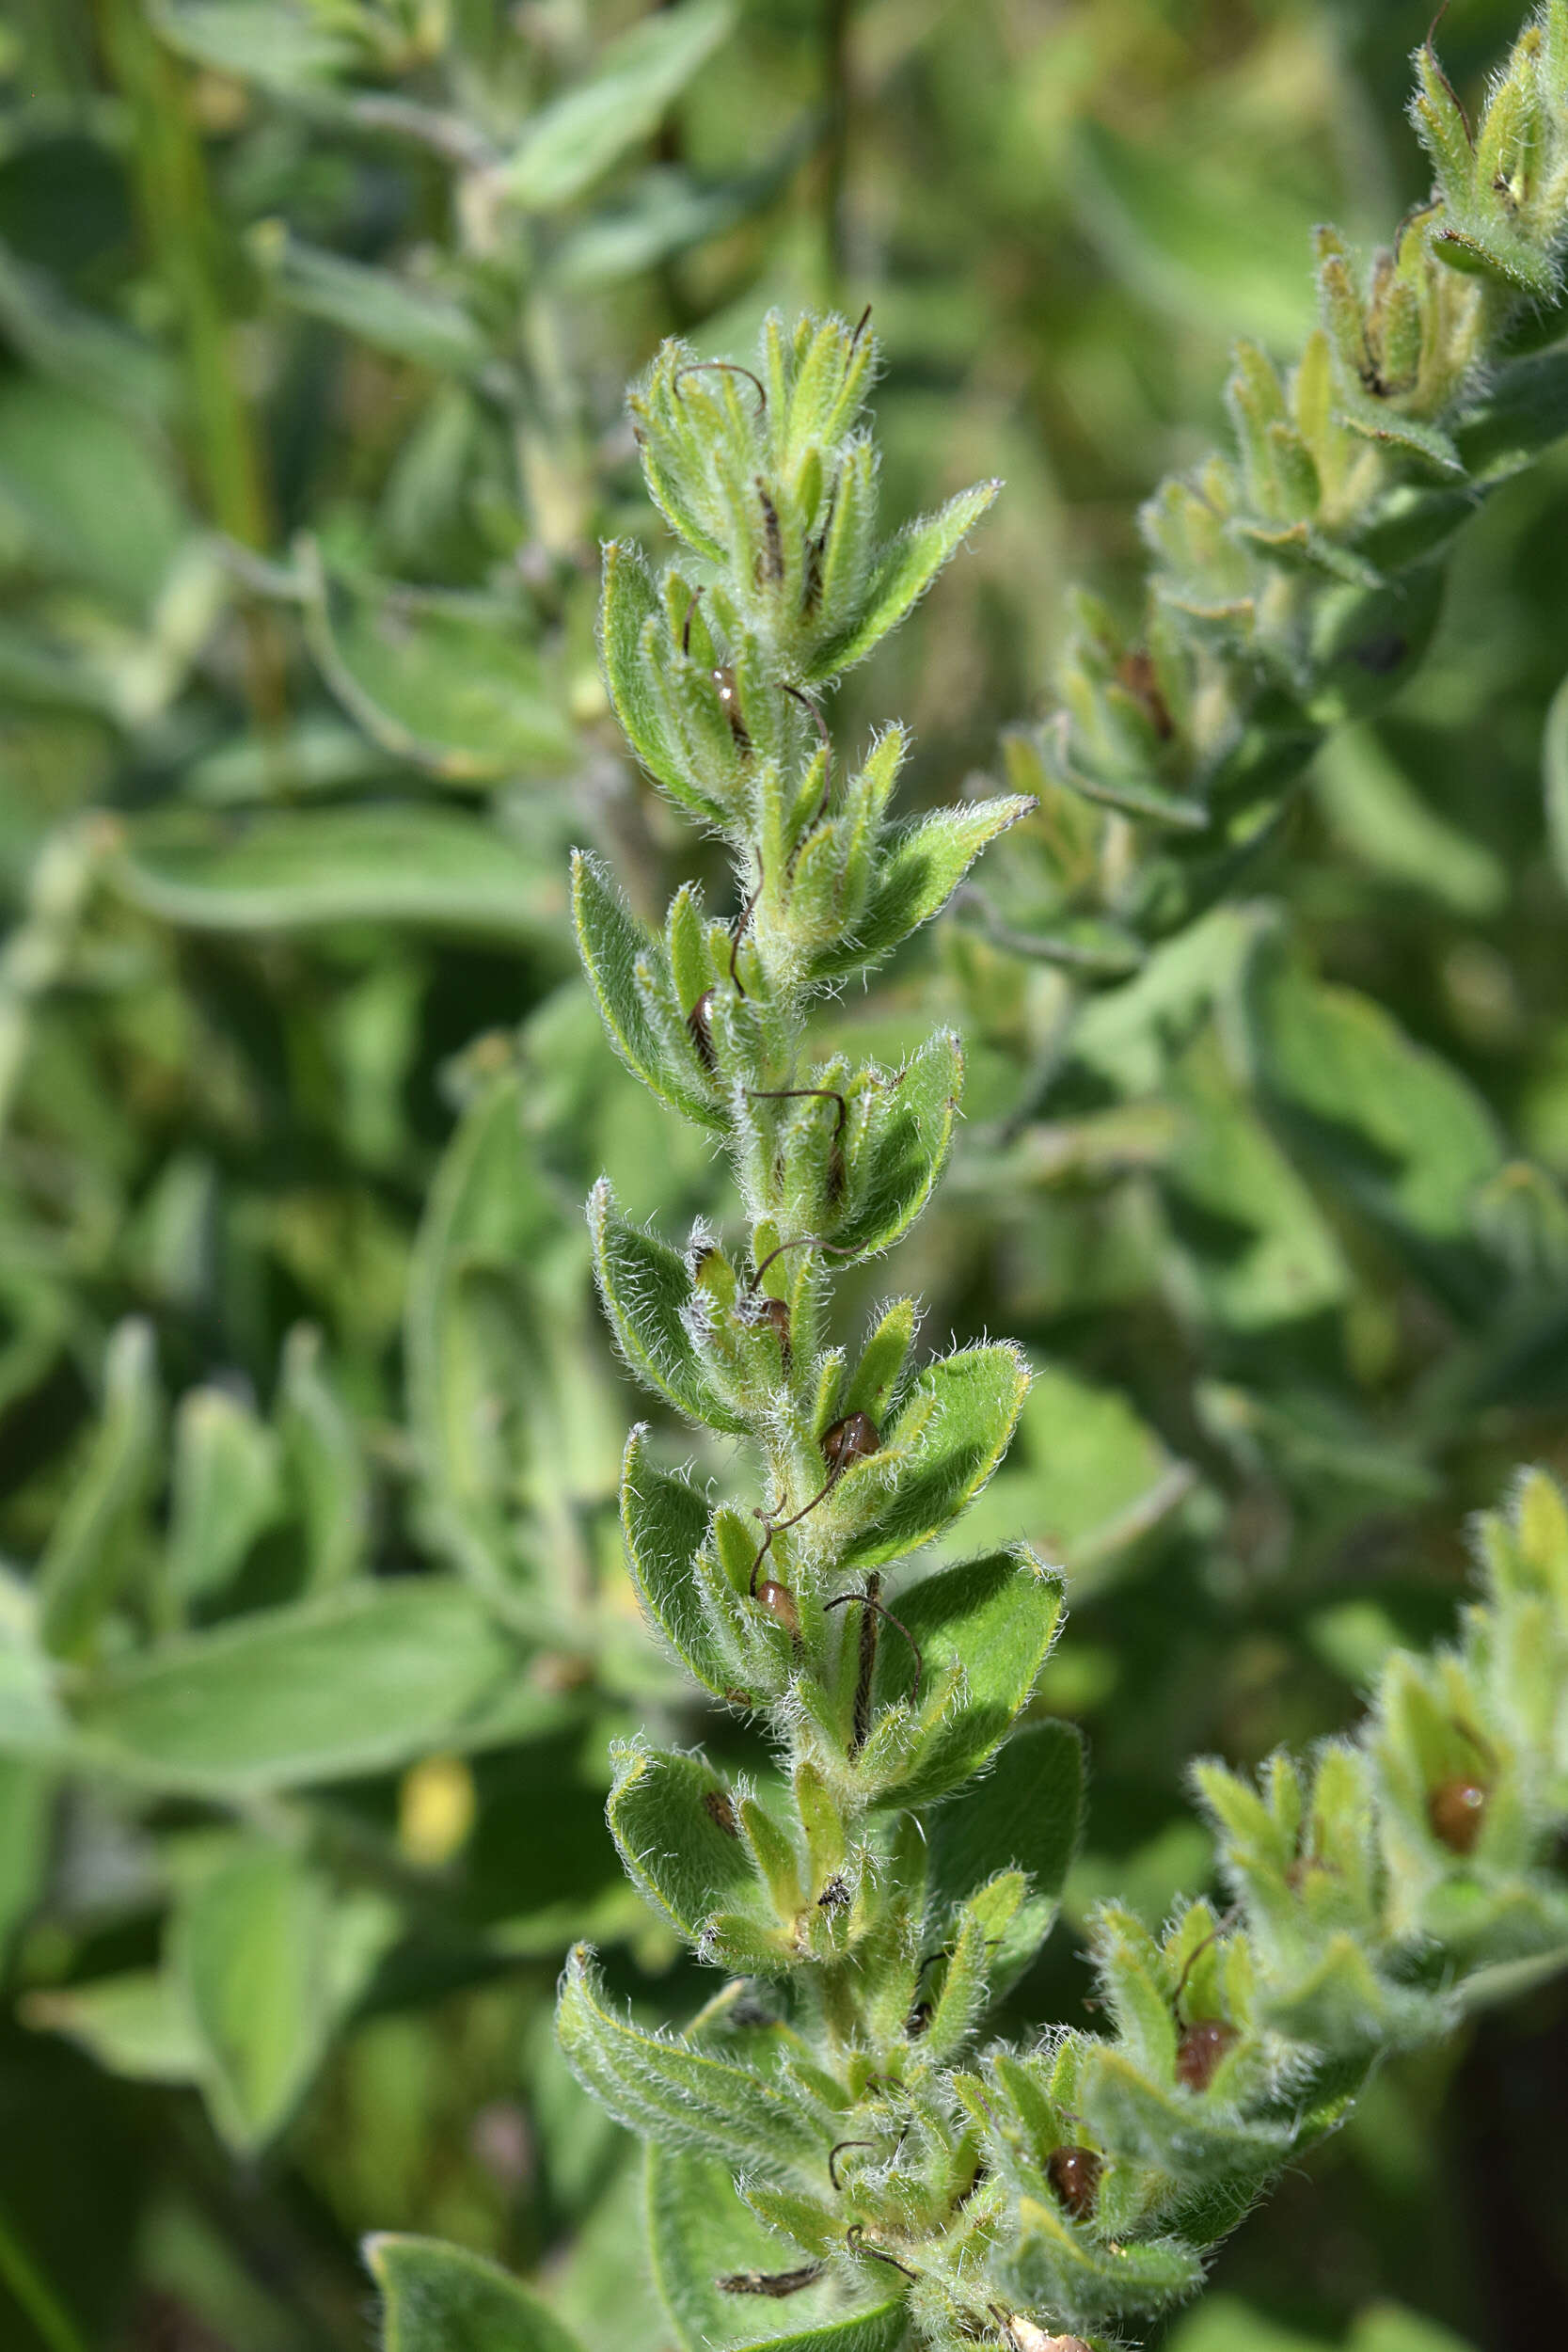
1045,2144,1101,2220
822,1411,879,1474
757,1296,791,1364
1429,1776,1488,1855
687,988,717,1072
755,1579,800,1639
1176,2019,1238,2092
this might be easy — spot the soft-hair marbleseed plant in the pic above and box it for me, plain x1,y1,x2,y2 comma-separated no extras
545,306,1568,2352
981,3,1568,977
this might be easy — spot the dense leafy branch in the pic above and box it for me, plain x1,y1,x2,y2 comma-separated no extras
982,4,1568,979
535,297,1568,2352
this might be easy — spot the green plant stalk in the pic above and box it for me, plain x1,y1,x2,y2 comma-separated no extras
988,4,1568,979
558,302,1568,2352
0,2195,87,2352
95,0,287,730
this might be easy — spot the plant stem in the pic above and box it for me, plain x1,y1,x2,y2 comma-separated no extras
93,0,289,735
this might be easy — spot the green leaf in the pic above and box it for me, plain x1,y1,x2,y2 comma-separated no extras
0,1758,52,1958
150,0,357,91
556,1947,825,2176
1242,941,1505,1315
870,1546,1065,1804
1317,725,1505,916
171,1845,397,2152
0,377,185,614
166,1386,283,1607
621,1429,731,1696
113,807,564,944
803,482,1001,680
999,2191,1204,2331
368,2234,589,2352
502,0,736,211
37,1319,163,1661
590,1182,748,1433
572,850,722,1128
608,1741,761,1942
814,799,1031,979
276,1326,369,1593
831,1343,1031,1569
597,542,730,821
251,226,491,377
69,1582,536,1793
22,1969,205,2085
830,1032,962,1260
927,1718,1083,1986
1076,2041,1293,2185
647,2147,908,2352
300,552,574,782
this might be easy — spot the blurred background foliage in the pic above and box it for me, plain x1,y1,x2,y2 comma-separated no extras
2,1,1568,2346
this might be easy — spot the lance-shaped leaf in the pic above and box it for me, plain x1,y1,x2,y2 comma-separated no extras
366,2234,588,2352
621,1429,732,1696
38,1318,163,1661
830,1034,962,1261
170,1844,397,2153
997,2193,1205,2330
165,1386,282,1607
556,1947,825,2176
802,482,1002,681
810,798,1033,981
832,1343,1031,1569
608,1741,766,1944
598,541,730,821
276,1325,369,1592
589,1184,748,1432
647,2147,908,2352
572,850,722,1128
500,0,735,212
870,1548,1065,1806
1076,2042,1293,2187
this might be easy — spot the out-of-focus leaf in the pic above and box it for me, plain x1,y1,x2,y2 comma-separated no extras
647,2147,907,2352
150,0,358,91
276,1325,370,1593
367,2234,589,2352
551,167,763,293
942,1362,1192,1593
1318,727,1506,915
171,1844,397,2151
300,551,576,782
1069,119,1320,346
165,1385,283,1607
0,239,172,424
0,1758,52,1957
69,1582,533,1792
1242,938,1505,1315
37,1318,163,1661
1544,666,1568,893
23,1969,206,2084
0,377,186,614
111,807,565,944
251,225,491,376
501,0,735,212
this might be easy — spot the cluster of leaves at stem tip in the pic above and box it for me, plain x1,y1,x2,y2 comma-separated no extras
983,2,1568,984
556,296,1568,2352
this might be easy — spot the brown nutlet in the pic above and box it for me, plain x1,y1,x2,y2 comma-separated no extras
712,666,752,752
1176,2019,1238,2092
757,1295,791,1365
1429,1776,1488,1855
822,1410,879,1474
702,1788,740,1838
687,988,717,1072
754,1579,800,1639
1045,2144,1101,2220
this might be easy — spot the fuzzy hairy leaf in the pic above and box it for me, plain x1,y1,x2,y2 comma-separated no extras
832,1343,1032,1569
590,1183,748,1433
811,799,1032,980
803,482,1002,680
621,1429,732,1696
573,850,723,1127
557,1947,825,2176
871,1547,1065,1804
608,1742,763,1942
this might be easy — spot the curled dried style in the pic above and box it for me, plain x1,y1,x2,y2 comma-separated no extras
562,133,1568,2344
